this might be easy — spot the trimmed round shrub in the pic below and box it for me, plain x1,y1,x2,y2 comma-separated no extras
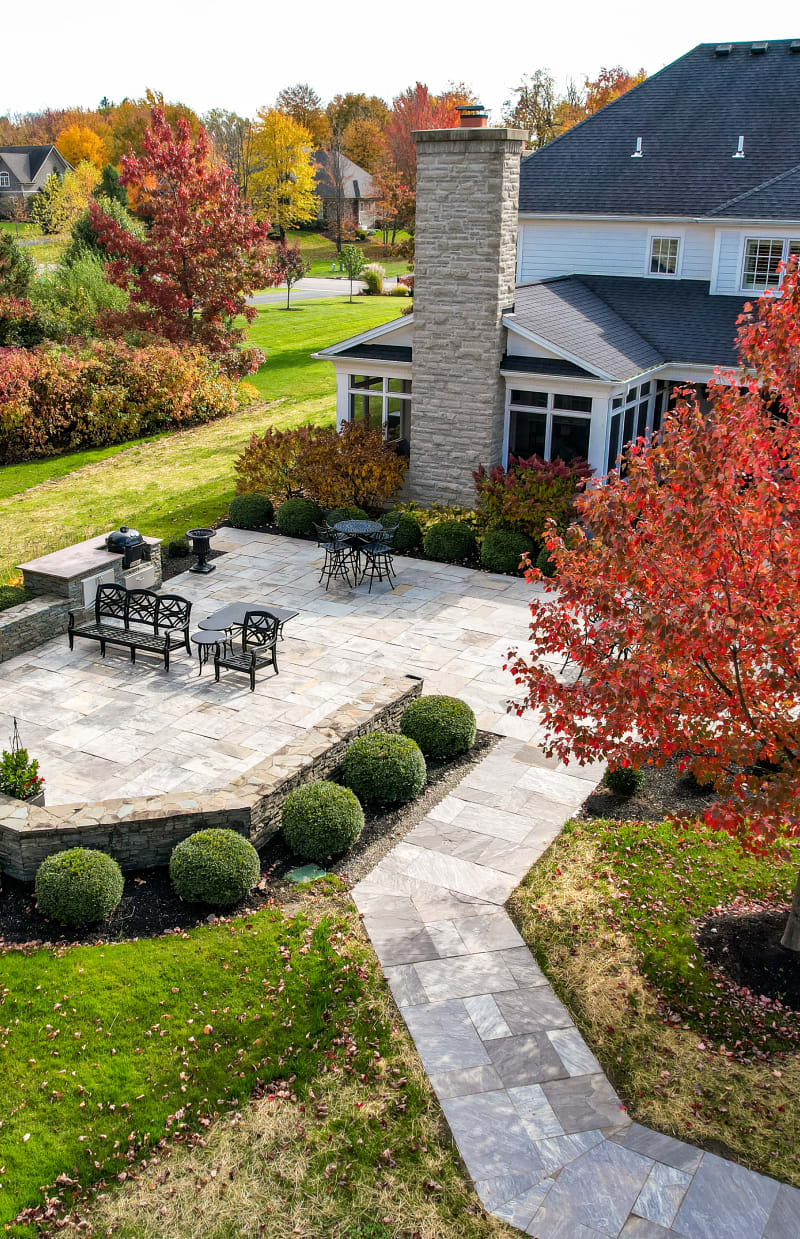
167,536,191,558
229,492,274,529
325,505,369,526
423,520,477,563
603,766,644,796
36,848,124,926
277,496,323,537
536,545,557,578
282,780,365,862
401,695,476,760
381,510,422,552
480,528,536,575
169,829,261,908
341,731,426,806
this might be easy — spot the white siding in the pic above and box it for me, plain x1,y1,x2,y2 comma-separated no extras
713,230,744,294
517,219,716,284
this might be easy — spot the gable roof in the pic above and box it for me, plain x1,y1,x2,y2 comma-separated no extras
0,145,70,184
507,276,748,380
519,40,800,220
313,151,376,201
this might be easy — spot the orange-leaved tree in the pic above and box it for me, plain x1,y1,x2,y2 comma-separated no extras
507,260,800,948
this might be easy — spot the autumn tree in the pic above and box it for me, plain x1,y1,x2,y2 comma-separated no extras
249,109,319,239
385,84,460,187
507,260,800,949
323,125,349,252
502,70,557,147
90,107,274,364
553,79,587,136
270,241,311,309
584,65,647,114
373,163,413,245
342,117,387,173
29,162,98,233
56,123,107,168
275,83,329,147
203,109,256,197
327,93,389,135
93,163,128,207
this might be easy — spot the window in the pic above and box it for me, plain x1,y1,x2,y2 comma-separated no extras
508,388,592,465
346,373,411,443
0,172,10,188
650,236,680,276
742,238,800,290
607,381,662,471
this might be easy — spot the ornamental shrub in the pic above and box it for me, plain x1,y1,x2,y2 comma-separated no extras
480,528,536,575
282,781,365,862
395,501,478,536
603,766,645,796
423,519,477,563
380,510,422,552
0,232,35,297
0,296,47,347
276,496,323,537
300,422,407,510
536,545,557,578
401,695,476,760
326,506,369,525
228,492,274,529
341,731,426,806
388,285,410,297
167,537,191,558
169,829,261,908
361,262,386,295
36,848,124,926
473,454,593,541
234,424,318,501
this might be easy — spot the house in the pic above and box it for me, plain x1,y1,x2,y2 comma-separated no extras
0,145,73,216
313,151,379,231
315,40,800,506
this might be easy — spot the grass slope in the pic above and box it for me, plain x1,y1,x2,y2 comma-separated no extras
0,297,401,584
510,818,800,1185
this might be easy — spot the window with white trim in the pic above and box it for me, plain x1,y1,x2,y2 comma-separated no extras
508,389,592,464
649,236,680,276
742,238,800,290
606,380,670,472
347,374,411,443
0,172,10,188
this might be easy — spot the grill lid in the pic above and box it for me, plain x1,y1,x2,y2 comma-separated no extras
106,525,144,551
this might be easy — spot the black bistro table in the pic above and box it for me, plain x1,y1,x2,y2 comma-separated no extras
332,519,384,539
198,602,299,642
191,629,230,675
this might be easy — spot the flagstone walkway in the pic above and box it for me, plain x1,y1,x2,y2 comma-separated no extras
353,738,800,1239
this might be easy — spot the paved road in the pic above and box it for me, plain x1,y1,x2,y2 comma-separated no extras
248,274,399,305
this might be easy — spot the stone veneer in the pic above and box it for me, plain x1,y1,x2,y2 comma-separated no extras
0,673,420,881
407,125,525,507
0,595,74,664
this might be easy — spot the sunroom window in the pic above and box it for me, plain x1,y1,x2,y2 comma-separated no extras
742,238,800,290
508,389,592,464
347,374,411,443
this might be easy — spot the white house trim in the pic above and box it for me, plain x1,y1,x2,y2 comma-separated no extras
311,314,413,360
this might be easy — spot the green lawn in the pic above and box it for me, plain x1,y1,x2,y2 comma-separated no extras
0,296,402,585
284,229,411,280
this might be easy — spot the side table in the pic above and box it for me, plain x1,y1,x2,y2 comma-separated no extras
191,629,229,676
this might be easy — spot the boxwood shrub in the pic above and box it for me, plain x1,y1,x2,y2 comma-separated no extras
381,510,422,552
422,519,477,563
341,731,426,806
35,847,124,926
325,506,369,526
166,536,191,558
282,780,364,862
480,528,536,575
401,694,477,760
277,496,323,537
169,828,261,908
603,766,644,796
229,492,274,529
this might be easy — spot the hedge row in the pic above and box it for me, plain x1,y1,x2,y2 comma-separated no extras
0,339,241,463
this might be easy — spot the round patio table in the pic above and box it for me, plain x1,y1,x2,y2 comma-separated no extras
332,519,384,537
191,629,228,676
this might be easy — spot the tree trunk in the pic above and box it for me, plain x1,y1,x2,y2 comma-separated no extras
286,281,291,310
781,870,800,951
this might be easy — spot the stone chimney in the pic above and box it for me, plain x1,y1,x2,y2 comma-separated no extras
406,112,525,506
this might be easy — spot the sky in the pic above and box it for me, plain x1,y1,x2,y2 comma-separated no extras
3,0,799,122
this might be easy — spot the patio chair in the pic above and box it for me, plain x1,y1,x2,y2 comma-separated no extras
314,523,356,590
213,610,279,691
360,526,396,593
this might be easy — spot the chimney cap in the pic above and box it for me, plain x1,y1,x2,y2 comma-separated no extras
457,104,489,128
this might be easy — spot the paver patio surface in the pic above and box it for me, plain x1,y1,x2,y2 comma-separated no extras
0,530,544,805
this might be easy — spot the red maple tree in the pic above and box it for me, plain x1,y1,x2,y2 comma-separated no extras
507,261,800,947
269,241,311,310
385,84,460,186
90,108,276,369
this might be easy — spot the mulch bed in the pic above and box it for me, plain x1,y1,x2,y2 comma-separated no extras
0,732,496,950
698,904,800,1011
580,756,718,822
161,548,225,583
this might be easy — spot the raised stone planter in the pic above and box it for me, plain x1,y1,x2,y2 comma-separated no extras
0,673,421,881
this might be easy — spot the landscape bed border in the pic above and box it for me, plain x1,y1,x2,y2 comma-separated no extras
0,673,421,881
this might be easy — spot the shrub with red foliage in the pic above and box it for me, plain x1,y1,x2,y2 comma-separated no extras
473,453,592,541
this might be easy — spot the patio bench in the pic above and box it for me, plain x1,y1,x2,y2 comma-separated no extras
68,584,192,671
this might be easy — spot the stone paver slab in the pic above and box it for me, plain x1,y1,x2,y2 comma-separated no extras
542,1074,628,1134
486,1033,569,1088
429,1064,504,1100
634,1162,692,1229
610,1124,703,1174
414,951,519,1001
508,1083,564,1140
440,1090,542,1182
672,1152,779,1239
464,993,512,1040
402,1000,490,1074
495,987,575,1034
529,1138,653,1238
764,1183,800,1239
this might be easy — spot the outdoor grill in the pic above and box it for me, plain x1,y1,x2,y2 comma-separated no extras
104,525,150,570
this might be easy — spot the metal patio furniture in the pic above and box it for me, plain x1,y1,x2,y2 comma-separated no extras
198,601,298,642
359,525,397,593
315,523,358,589
331,518,385,586
190,629,230,675
68,584,192,671
213,609,280,691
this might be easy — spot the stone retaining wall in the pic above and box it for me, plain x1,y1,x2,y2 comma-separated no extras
0,595,87,664
0,673,421,881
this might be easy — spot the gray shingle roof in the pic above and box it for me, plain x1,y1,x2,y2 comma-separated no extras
337,343,412,363
508,277,748,380
519,41,800,219
313,152,376,201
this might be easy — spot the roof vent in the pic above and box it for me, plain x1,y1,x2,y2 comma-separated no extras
790,40,800,53
750,41,768,54
631,136,643,158
714,43,732,56
733,135,745,159
457,104,488,129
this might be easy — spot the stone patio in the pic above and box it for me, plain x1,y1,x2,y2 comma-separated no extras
0,529,544,807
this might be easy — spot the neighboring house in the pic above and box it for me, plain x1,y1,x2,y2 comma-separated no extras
316,40,800,505
313,151,378,230
0,145,72,215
